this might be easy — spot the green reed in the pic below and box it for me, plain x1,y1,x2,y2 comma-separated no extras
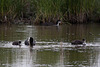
0,0,100,23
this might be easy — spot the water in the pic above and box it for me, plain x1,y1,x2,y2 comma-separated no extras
0,23,100,67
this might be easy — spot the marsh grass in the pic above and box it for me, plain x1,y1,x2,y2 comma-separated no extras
0,0,100,24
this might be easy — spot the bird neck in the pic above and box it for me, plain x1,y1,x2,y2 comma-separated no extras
56,22,60,26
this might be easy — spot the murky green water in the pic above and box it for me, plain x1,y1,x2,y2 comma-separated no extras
0,23,100,67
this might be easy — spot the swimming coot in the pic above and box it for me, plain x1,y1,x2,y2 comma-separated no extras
71,39,86,45
12,40,21,46
24,37,36,47
40,20,61,26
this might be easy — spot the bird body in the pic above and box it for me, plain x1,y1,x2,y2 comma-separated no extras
12,40,21,46
71,40,84,45
25,39,29,46
71,39,86,45
24,37,36,47
40,20,61,26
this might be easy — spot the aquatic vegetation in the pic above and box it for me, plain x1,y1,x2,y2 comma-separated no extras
0,0,100,24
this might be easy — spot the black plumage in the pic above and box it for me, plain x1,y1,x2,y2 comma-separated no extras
12,41,21,46
71,39,86,45
40,20,61,26
24,37,36,47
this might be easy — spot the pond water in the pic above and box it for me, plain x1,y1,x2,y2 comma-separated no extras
0,23,100,67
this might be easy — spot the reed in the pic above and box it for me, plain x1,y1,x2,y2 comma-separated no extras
33,0,64,24
0,0,100,24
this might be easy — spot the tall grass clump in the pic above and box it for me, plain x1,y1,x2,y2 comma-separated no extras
0,0,100,24
32,0,100,24
33,0,64,24
91,0,100,21
62,0,97,23
0,0,26,23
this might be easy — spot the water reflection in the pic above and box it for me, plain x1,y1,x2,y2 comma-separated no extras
0,23,100,42
11,49,37,67
0,23,100,67
0,47,100,67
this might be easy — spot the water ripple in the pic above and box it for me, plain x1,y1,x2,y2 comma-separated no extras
0,41,100,50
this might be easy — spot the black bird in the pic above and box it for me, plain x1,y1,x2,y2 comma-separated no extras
12,40,21,46
40,20,61,26
24,37,36,47
71,39,86,45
